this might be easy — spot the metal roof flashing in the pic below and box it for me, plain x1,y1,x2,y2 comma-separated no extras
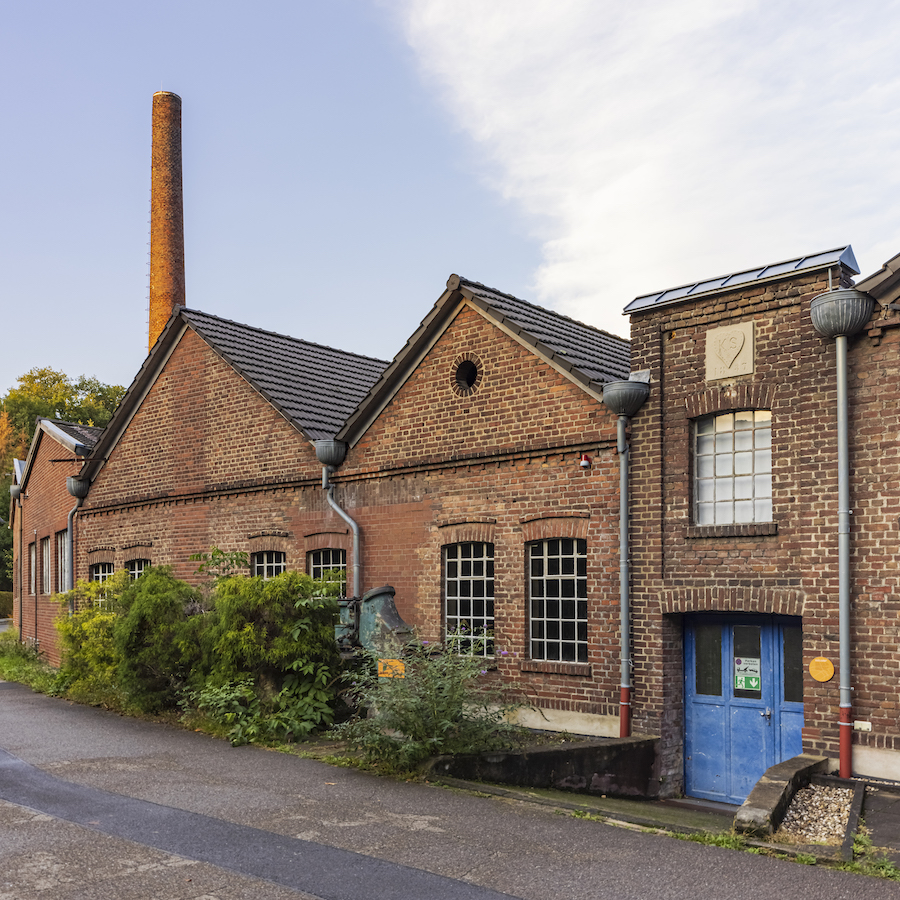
624,246,859,316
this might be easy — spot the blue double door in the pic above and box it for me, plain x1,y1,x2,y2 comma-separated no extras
684,615,804,804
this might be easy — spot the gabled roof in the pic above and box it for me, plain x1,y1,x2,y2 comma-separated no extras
78,307,390,487
338,274,631,446
180,309,389,442
855,248,900,307
624,246,860,315
13,417,103,510
48,420,105,450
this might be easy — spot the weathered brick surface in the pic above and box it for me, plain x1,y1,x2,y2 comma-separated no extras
75,305,623,716
11,433,84,665
627,264,900,789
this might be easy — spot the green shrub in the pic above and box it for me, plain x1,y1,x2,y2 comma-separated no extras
54,587,124,706
333,634,525,773
113,567,201,713
48,562,343,742
196,572,341,741
0,627,58,693
0,591,12,618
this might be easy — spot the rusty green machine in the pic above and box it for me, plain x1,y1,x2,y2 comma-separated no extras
335,585,414,656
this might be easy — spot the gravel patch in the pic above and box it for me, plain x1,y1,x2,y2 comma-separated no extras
775,783,853,845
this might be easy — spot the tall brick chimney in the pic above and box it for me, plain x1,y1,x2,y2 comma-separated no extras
148,91,185,350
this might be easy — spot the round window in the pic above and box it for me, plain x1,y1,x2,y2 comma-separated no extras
451,354,483,397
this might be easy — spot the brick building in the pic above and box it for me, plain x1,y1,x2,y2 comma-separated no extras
623,244,900,801
56,277,631,731
9,419,102,665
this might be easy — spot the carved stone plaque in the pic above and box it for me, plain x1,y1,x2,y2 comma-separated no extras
705,321,754,381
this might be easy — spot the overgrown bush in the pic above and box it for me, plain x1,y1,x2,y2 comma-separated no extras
333,635,526,773
197,571,341,743
0,591,12,618
55,574,131,706
113,567,202,713
52,563,342,742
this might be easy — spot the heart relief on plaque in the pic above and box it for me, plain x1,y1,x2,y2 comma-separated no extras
705,321,754,381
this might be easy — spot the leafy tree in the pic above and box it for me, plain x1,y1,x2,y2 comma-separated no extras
1,367,125,440
0,411,26,591
0,368,124,590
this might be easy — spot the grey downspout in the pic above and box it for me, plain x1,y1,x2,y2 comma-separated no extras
810,287,873,779
602,378,650,738
322,466,361,599
66,477,90,612
313,441,359,598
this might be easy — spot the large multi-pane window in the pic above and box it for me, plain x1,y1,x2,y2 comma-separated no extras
126,558,150,579
41,538,51,595
307,549,346,592
529,538,588,663
444,542,494,656
56,531,67,593
694,410,772,525
252,550,286,580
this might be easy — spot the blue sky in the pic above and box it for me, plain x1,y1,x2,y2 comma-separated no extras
4,1,900,396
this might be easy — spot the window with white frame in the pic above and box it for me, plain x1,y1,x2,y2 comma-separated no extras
444,542,494,656
307,548,346,591
529,538,587,663
90,562,114,582
126,558,150,579
29,543,36,595
41,538,51,594
90,562,114,606
252,550,286,580
694,410,772,525
56,531,67,593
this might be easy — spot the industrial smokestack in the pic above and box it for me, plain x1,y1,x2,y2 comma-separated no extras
148,91,185,350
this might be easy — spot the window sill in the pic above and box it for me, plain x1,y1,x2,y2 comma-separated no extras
519,660,592,677
686,522,778,538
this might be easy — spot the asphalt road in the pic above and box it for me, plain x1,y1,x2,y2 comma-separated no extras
0,682,894,900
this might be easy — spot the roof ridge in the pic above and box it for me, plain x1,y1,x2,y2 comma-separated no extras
181,307,389,366
458,277,630,346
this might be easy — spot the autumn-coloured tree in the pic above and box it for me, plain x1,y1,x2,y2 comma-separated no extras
0,368,125,591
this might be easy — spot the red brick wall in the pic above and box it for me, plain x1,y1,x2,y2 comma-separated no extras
13,431,85,665
75,305,624,716
627,264,900,787
80,329,324,582
338,304,622,715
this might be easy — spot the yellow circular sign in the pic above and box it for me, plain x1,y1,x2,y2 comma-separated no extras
809,656,835,683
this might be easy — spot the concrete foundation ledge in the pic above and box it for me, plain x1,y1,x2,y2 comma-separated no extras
733,754,830,837
424,735,661,799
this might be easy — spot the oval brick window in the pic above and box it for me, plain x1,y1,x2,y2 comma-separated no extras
451,353,483,397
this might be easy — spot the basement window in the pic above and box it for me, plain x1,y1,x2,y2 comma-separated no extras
308,548,346,594
126,559,150,579
252,550,286,580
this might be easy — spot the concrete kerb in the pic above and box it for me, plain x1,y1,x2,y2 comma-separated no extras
430,776,732,836
734,754,831,838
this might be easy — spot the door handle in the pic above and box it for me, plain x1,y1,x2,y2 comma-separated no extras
760,707,772,722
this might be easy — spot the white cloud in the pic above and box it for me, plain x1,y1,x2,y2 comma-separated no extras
394,0,900,337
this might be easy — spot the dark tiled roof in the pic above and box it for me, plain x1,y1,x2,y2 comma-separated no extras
460,278,631,384
181,309,389,441
49,420,104,448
